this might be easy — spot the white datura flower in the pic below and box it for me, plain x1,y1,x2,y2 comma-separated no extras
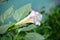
15,10,42,26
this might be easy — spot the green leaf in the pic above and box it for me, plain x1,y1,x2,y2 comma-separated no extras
0,23,14,34
0,5,14,24
0,35,12,40
19,24,36,32
24,32,45,40
13,3,32,21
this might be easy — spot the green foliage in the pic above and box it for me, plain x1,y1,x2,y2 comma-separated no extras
13,3,32,21
46,5,60,40
0,6,14,34
24,32,45,40
0,34,12,40
19,24,36,31
0,24,10,34
35,23,51,39
0,6,14,24
0,3,45,40
0,3,60,40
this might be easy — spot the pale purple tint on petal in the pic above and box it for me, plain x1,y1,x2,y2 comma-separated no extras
29,10,42,26
29,10,36,17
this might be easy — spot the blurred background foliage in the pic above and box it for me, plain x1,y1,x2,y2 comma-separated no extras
0,0,60,40
40,5,60,40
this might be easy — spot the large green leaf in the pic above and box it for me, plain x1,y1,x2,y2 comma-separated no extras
0,23,14,34
24,32,45,40
0,5,14,24
13,3,32,21
18,24,36,32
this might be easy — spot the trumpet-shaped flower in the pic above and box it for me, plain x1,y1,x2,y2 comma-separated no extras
15,10,42,26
